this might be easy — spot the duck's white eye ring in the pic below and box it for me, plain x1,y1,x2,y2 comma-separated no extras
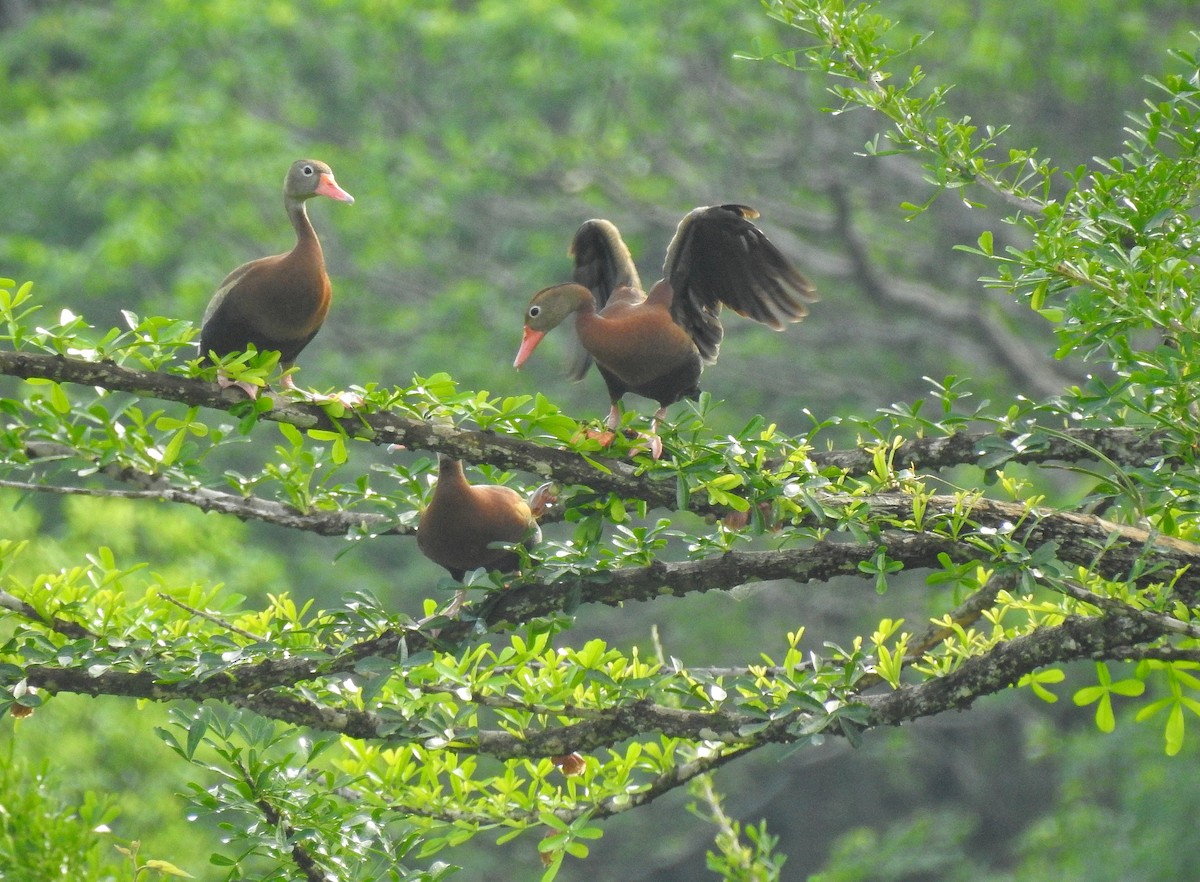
528,305,541,318
302,164,315,176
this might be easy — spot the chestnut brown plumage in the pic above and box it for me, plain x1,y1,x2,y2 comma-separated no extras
514,204,815,457
200,159,354,399
417,457,556,614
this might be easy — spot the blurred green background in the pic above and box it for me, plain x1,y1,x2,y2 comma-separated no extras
2,0,1198,878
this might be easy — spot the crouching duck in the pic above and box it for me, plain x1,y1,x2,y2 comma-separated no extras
417,457,557,617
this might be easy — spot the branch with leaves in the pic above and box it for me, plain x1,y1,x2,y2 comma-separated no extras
4,2,1200,879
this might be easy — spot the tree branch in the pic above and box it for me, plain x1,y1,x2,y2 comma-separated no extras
864,612,1167,725
4,354,1190,605
0,350,1178,517
27,612,1172,762
802,7,1049,215
236,760,326,882
807,424,1174,475
827,181,1073,397
0,476,404,537
855,492,1200,600
0,349,647,499
388,743,750,828
0,589,97,639
15,503,1200,706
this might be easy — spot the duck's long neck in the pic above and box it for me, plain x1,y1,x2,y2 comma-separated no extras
436,458,471,499
286,197,324,269
563,285,597,325
575,289,616,352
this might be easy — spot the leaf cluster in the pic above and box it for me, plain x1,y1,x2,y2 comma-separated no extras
4,1,1200,879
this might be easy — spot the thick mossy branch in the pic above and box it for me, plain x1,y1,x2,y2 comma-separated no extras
0,349,643,498
0,350,1182,543
484,533,963,620
864,612,1167,724
22,610,1176,764
1,350,1175,490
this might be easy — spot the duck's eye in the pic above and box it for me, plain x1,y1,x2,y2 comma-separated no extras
302,165,315,176
528,305,541,319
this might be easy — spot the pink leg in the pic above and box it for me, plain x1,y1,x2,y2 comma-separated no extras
595,404,623,447
606,404,621,432
646,407,667,459
216,370,260,399
629,407,666,459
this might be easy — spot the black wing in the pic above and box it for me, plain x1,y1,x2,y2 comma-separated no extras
662,204,816,363
565,219,645,381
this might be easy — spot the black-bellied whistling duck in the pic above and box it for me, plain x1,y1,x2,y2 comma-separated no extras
417,457,557,616
200,159,354,400
514,204,816,458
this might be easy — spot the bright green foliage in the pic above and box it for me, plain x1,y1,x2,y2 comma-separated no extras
1073,661,1146,733
0,750,125,881
690,775,787,881
3,1,1200,880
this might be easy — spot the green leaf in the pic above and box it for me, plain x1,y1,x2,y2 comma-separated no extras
1165,702,1185,756
1073,685,1107,706
185,717,207,760
278,422,303,446
494,827,525,846
331,435,348,464
49,382,70,414
144,859,194,878
160,430,186,467
976,229,993,255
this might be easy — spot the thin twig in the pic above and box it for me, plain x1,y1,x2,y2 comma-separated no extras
158,592,264,641
1058,579,1200,639
236,760,325,882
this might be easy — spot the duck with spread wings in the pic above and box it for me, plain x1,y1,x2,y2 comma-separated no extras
514,204,816,458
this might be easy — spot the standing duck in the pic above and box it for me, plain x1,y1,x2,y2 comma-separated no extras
200,159,354,399
417,457,557,616
513,204,816,458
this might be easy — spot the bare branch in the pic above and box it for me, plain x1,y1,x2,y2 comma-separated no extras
1058,579,1200,639
158,592,266,641
828,182,1071,397
0,476,404,537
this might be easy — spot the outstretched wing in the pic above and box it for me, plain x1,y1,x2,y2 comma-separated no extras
566,219,645,381
662,204,816,363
